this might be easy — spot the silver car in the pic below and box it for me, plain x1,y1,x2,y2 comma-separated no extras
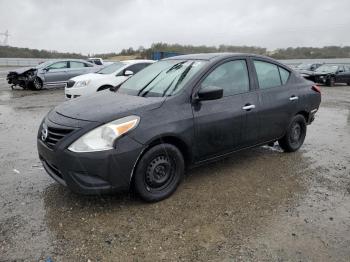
7,59,100,90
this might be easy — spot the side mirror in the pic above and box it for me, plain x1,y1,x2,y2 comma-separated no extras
196,86,223,101
124,70,134,76
43,67,49,72
338,70,344,73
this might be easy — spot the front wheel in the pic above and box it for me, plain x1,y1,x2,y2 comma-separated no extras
278,115,307,152
326,76,335,87
133,143,184,202
33,77,43,90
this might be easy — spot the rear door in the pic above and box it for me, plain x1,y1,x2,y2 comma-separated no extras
251,59,296,143
67,61,91,79
336,65,349,84
192,58,259,161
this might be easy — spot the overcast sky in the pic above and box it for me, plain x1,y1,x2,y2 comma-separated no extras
0,0,349,54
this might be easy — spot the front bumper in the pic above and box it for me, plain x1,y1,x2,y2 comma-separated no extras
65,85,96,99
37,130,144,195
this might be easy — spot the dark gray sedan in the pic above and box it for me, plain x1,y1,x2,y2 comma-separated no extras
7,59,100,90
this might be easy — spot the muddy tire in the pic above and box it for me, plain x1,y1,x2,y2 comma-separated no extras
133,143,184,202
33,77,43,90
279,115,307,152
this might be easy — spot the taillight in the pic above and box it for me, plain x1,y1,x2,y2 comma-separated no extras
312,85,321,93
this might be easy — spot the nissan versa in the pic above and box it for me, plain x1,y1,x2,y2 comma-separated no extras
37,53,321,202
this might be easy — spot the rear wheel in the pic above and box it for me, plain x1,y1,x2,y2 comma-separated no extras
278,115,307,152
33,77,43,90
133,143,184,202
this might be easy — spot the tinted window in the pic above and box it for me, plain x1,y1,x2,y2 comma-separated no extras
125,63,152,74
279,67,290,84
254,60,282,89
47,61,68,70
70,61,86,68
201,60,249,96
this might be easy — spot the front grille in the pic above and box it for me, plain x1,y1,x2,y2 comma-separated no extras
45,126,74,148
66,80,75,88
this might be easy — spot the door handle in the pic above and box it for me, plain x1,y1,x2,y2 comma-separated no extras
289,96,299,101
242,104,256,111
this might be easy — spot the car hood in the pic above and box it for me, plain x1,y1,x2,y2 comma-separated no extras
55,90,165,123
71,73,111,82
8,66,36,74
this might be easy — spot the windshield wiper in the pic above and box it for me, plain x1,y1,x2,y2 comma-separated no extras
165,62,194,96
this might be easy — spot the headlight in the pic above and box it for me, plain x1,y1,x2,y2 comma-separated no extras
68,115,140,153
75,79,91,87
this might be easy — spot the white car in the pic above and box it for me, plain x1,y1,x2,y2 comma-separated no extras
65,60,154,99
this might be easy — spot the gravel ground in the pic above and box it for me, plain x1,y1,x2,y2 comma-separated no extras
0,67,349,261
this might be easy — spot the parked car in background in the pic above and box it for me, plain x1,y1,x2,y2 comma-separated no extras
86,57,113,66
7,59,100,90
301,64,350,86
295,62,323,74
65,60,154,99
38,53,321,202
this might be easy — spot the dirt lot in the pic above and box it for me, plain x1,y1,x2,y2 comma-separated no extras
0,67,349,261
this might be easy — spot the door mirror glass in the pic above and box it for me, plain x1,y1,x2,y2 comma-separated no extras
197,86,223,101
124,70,134,76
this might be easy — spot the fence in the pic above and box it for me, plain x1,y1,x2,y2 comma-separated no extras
1,57,350,67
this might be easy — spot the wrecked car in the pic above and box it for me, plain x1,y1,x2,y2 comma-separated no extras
7,59,99,90
300,64,350,86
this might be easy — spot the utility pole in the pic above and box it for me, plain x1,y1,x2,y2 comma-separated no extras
0,30,10,46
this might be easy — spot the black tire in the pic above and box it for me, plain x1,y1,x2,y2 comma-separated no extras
33,77,43,90
278,115,307,152
326,76,335,87
133,143,184,202
97,85,113,92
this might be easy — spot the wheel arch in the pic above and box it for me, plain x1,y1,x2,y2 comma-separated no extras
295,110,309,122
97,84,113,91
129,135,192,186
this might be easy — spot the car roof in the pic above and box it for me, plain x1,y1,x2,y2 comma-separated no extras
163,52,269,61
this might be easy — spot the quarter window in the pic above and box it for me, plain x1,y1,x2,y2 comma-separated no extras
279,67,290,84
201,60,250,97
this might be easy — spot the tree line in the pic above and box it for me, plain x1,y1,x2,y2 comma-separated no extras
1,43,350,60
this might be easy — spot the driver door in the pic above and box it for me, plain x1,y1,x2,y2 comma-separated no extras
192,59,259,161
44,61,69,86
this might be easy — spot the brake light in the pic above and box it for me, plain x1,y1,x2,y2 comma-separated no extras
312,85,321,93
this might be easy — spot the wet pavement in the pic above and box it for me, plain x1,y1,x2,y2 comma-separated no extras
0,67,349,261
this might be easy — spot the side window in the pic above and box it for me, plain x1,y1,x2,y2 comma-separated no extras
201,60,250,97
47,61,68,70
279,67,290,84
70,61,86,68
254,60,281,89
125,63,149,74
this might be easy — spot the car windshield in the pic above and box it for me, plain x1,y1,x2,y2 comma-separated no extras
315,65,338,73
97,62,125,74
118,60,207,97
35,61,56,69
